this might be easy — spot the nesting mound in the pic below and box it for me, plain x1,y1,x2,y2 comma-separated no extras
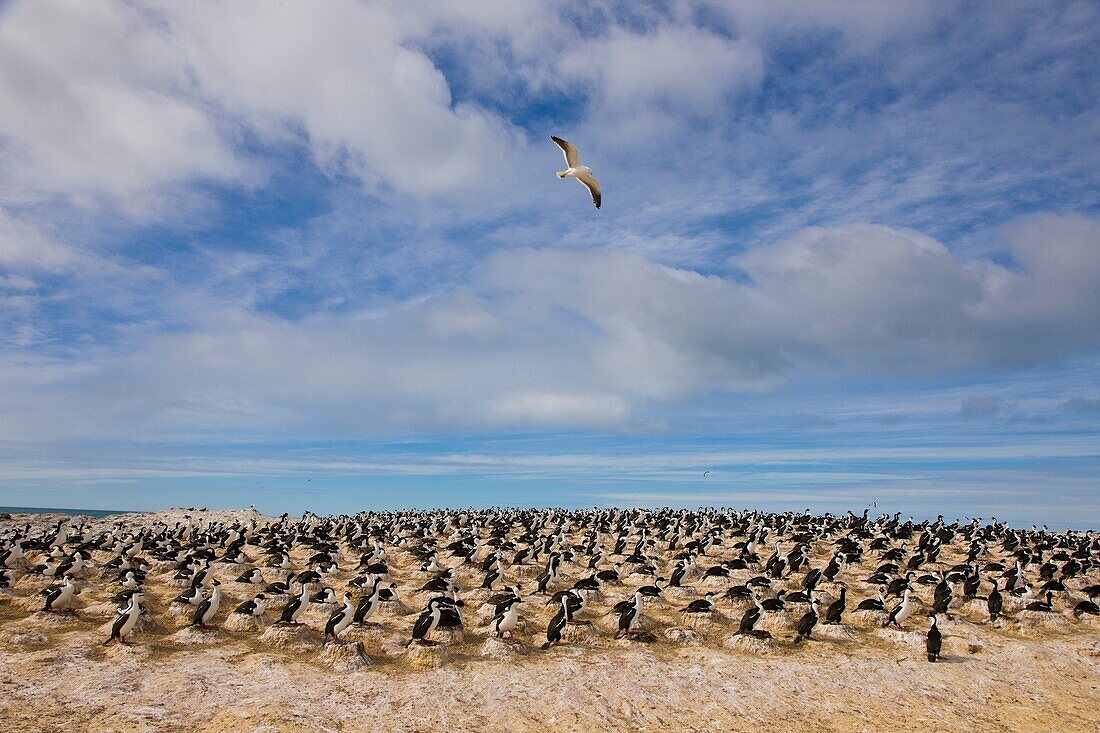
224,613,264,632
103,642,153,660
0,630,49,648
814,623,857,641
481,636,528,658
16,594,52,612
563,623,605,645
664,587,698,601
320,641,371,671
464,588,492,602
384,599,415,616
848,609,888,627
1013,610,1068,635
171,626,222,645
876,628,925,649
168,603,196,620
13,576,44,592
81,601,122,619
684,611,726,629
404,642,449,669
724,632,778,653
663,627,701,644
1072,610,1100,628
26,609,79,626
1002,596,1047,613
260,623,322,649
613,631,657,645
434,627,465,645
344,623,398,645
757,612,795,636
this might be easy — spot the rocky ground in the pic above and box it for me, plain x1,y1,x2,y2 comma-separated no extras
1,508,1098,733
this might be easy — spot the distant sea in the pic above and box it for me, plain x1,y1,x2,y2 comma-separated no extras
0,506,132,518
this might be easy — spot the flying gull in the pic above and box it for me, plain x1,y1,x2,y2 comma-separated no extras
550,135,601,209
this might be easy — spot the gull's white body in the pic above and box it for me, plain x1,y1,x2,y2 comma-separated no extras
550,136,601,209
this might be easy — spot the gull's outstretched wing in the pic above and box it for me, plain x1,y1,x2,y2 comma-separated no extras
576,171,601,209
550,135,581,168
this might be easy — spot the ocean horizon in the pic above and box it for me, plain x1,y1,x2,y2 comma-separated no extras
0,506,133,518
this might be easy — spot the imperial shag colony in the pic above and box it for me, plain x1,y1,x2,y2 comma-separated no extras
2,507,1098,664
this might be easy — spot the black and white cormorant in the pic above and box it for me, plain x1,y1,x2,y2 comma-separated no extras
541,594,569,650
681,592,717,625
489,597,520,639
794,597,820,643
105,592,143,646
324,593,355,642
614,590,644,639
885,587,913,629
987,578,1004,623
926,614,942,662
353,577,384,625
41,574,77,613
233,593,267,618
408,597,444,645
277,583,310,625
736,592,766,636
191,580,222,629
823,585,846,624
1024,590,1055,613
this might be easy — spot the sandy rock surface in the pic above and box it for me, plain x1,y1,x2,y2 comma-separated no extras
0,508,1097,733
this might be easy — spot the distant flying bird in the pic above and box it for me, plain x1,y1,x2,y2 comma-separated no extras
550,136,601,209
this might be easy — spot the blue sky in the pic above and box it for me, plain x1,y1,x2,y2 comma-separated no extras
0,1,1098,526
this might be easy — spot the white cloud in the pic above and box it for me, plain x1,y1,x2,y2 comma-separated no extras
1,215,1097,441
156,0,524,199
489,391,630,428
0,210,80,271
717,0,942,51
0,0,529,210
0,0,244,207
556,24,763,114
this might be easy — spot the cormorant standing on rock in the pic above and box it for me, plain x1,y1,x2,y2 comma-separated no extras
926,614,942,662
